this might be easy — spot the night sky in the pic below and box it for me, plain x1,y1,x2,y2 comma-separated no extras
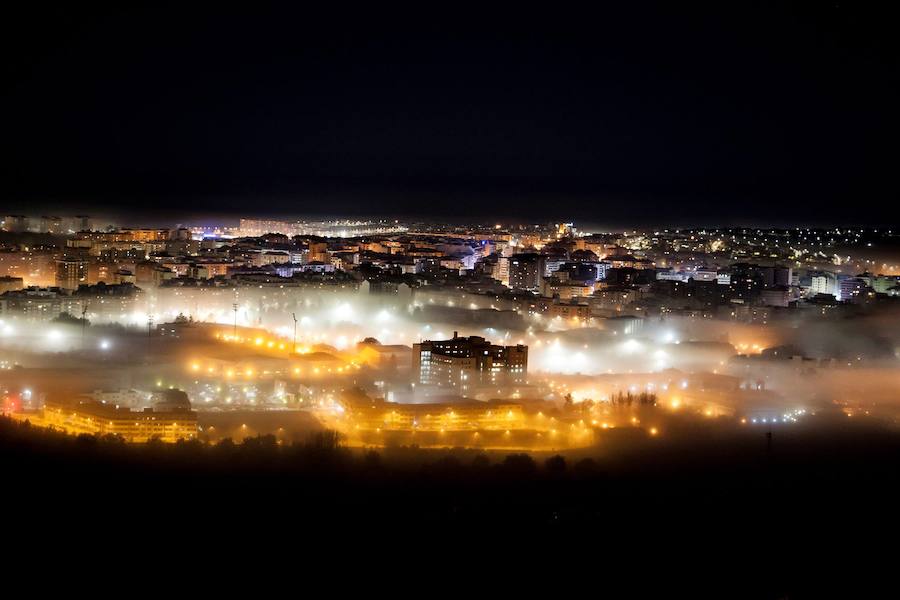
3,2,898,226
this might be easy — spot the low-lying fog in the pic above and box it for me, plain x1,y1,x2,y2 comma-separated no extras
2,286,899,431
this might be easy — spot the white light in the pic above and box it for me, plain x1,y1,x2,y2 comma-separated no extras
99,339,111,350
332,303,354,321
621,339,641,354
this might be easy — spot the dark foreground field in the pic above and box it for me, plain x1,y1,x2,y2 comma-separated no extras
2,414,897,596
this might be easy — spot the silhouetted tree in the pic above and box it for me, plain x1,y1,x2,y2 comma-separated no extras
363,450,381,469
471,454,491,469
573,457,601,478
308,429,342,451
53,311,89,326
545,454,567,475
502,453,537,477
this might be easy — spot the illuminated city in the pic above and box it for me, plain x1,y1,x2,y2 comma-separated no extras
3,2,898,588
3,220,898,450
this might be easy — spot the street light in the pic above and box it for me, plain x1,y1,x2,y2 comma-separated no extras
147,314,154,356
81,301,88,350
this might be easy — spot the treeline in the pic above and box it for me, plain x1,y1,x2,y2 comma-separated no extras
564,391,657,411
609,391,658,406
0,416,600,479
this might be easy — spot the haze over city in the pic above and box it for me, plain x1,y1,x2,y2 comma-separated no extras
2,2,898,593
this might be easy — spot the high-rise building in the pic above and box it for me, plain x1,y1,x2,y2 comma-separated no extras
39,216,64,234
55,258,89,290
839,277,872,302
809,271,837,297
509,253,543,291
496,255,511,286
773,265,793,287
1,215,28,233
413,332,527,393
307,241,328,263
69,215,93,233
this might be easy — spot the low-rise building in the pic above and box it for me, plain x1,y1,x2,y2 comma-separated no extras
37,390,198,442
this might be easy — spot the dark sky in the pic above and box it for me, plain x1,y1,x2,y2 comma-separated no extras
3,2,899,226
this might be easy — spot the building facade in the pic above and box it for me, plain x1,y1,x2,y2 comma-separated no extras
412,333,527,392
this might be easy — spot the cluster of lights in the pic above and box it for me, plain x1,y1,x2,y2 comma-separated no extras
736,342,763,353
744,409,807,425
218,333,292,352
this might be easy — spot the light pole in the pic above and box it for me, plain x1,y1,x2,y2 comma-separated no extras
233,302,238,338
81,301,88,350
147,314,154,355
291,312,298,354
